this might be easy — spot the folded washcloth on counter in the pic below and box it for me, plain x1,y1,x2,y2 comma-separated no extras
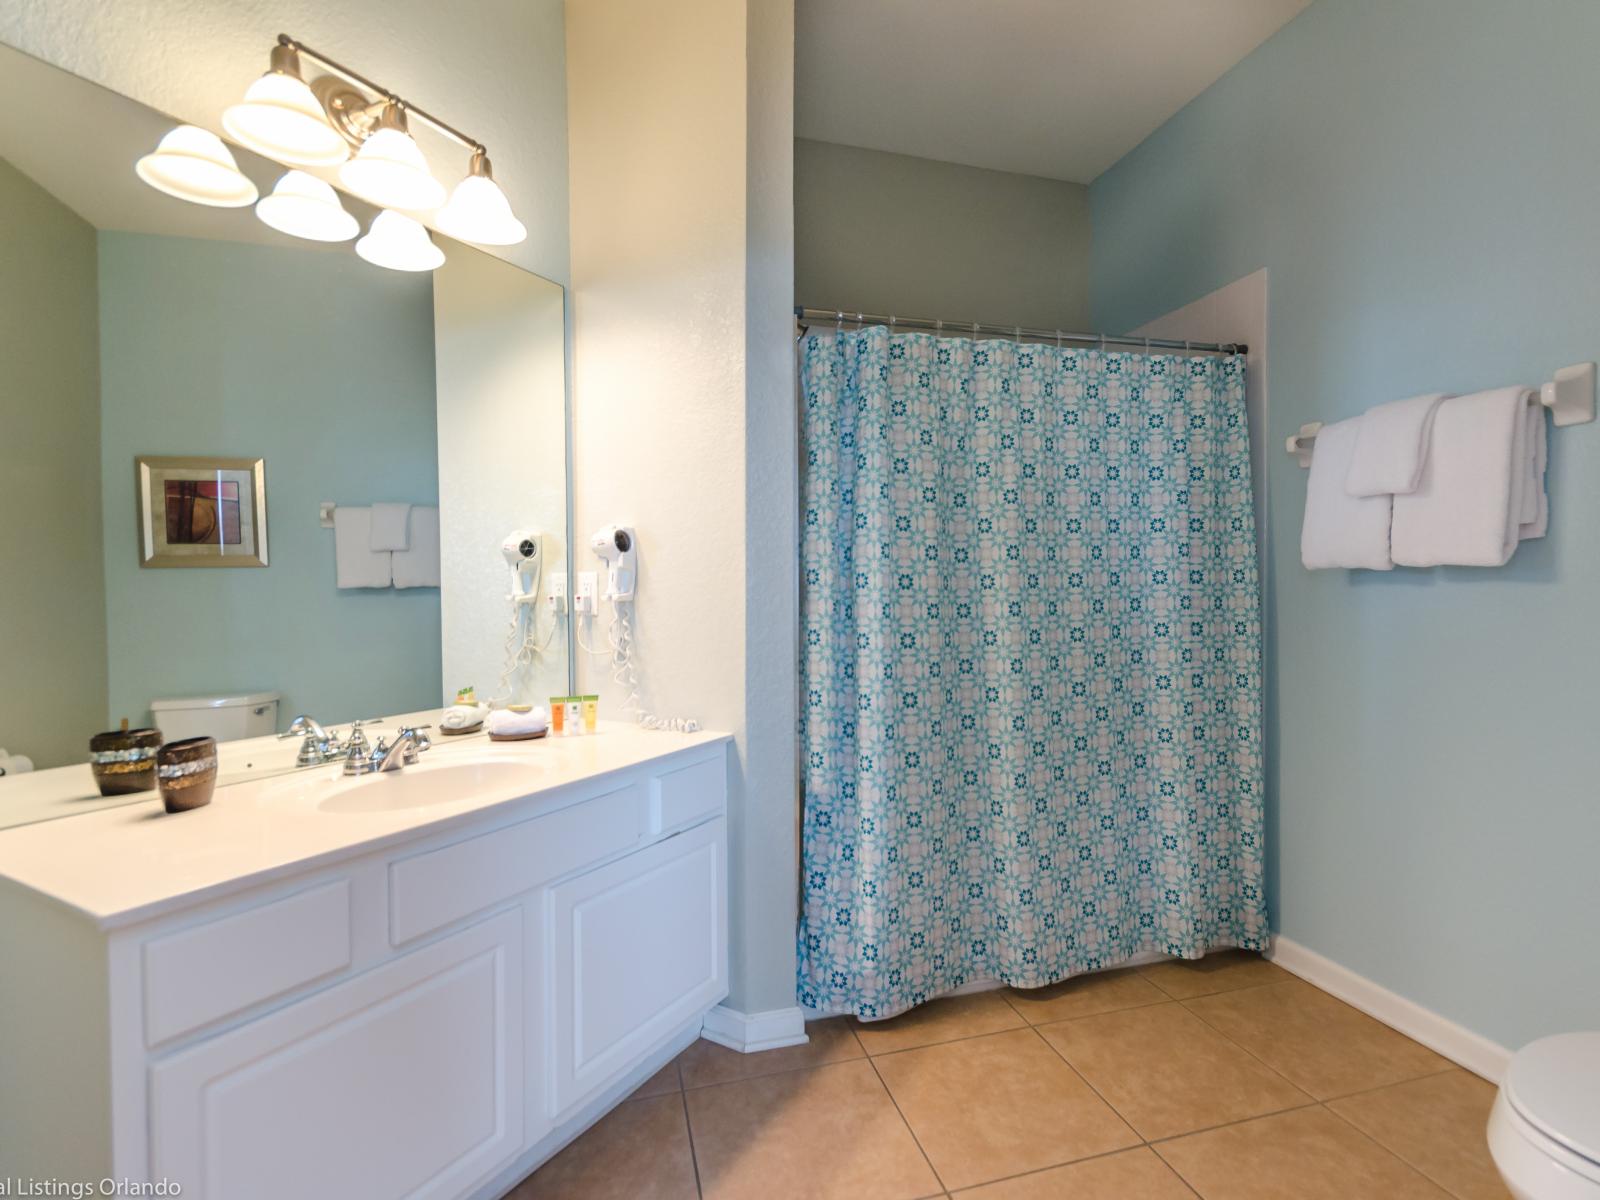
1300,417,1395,570
368,503,412,552
1345,392,1449,496
1392,387,1545,567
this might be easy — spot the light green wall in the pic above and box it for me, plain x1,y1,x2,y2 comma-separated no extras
0,160,107,770
97,233,442,730
795,138,1092,330
1091,0,1600,1050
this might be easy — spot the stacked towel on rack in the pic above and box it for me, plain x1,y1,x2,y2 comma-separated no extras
1345,393,1448,496
369,502,412,551
334,506,393,588
392,506,440,588
1300,418,1396,570
1392,388,1547,567
1300,387,1549,570
333,504,440,589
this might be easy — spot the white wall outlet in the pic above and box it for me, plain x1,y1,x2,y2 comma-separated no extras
574,571,598,616
546,571,568,614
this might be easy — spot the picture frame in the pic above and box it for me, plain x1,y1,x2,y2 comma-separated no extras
135,456,268,568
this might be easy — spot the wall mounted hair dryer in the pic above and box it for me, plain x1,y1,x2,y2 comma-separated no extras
590,524,636,600
502,530,542,619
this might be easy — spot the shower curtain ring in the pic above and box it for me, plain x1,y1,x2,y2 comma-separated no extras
1144,336,1152,354
1055,330,1062,349
835,311,844,334
855,312,864,331
1099,333,1107,354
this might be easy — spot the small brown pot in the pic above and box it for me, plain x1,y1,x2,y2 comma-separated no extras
157,736,218,813
88,728,162,796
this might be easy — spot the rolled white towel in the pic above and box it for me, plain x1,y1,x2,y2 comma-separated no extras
486,706,549,738
1344,392,1449,496
1301,417,1394,571
0,749,34,777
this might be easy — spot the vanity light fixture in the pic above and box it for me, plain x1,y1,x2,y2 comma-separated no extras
222,43,348,167
338,103,446,211
134,35,527,265
435,150,527,246
135,125,259,207
355,210,445,272
255,170,359,242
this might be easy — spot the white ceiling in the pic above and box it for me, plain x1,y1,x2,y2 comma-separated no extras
796,0,1311,183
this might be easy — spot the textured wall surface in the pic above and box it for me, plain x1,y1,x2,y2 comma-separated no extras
0,0,569,288
567,0,799,1015
795,138,1092,330
1092,0,1600,1050
98,233,441,730
0,159,106,770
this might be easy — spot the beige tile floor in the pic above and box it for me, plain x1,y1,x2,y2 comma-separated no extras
508,951,1510,1200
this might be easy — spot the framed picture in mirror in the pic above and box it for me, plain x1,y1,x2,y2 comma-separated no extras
136,455,268,568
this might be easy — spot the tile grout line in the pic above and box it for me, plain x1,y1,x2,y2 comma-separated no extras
860,1042,952,1196
1023,1022,1147,1150
1176,980,1459,1107
673,1060,707,1200
1317,1064,1462,1104
1318,1095,1477,1200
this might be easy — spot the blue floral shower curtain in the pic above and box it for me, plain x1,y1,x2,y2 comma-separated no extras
797,326,1267,1019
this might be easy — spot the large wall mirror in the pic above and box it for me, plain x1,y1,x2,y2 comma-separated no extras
0,42,572,829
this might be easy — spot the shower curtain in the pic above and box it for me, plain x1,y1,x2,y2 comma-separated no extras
797,326,1266,1019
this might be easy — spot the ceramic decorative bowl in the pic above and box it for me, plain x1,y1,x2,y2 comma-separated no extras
156,736,217,813
88,728,162,796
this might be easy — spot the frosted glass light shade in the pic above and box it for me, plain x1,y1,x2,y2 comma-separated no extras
355,210,445,272
435,174,527,246
255,171,359,242
339,128,445,211
223,70,348,167
135,125,258,207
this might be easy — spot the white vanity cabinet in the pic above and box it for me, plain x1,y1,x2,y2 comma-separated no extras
0,732,730,1200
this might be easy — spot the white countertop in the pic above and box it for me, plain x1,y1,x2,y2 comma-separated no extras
0,719,731,931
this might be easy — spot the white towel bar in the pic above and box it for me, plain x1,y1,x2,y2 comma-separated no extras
1287,361,1595,466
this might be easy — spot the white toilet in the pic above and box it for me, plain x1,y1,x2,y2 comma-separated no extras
149,691,281,743
1489,1033,1600,1200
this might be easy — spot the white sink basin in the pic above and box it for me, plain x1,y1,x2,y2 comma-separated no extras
317,759,540,813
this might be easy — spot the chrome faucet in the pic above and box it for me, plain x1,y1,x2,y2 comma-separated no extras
279,715,336,767
344,725,431,776
283,716,380,768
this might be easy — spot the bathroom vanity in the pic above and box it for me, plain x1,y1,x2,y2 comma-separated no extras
0,725,730,1198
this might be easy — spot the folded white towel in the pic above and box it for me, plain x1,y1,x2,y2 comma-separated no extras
334,506,392,588
1301,417,1394,570
1520,403,1548,541
1345,392,1449,496
392,505,440,589
369,503,412,552
1392,387,1533,567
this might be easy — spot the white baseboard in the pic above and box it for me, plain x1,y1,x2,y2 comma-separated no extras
701,1004,809,1053
1267,935,1511,1082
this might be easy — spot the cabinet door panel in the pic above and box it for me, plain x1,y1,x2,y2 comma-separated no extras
150,910,522,1200
549,819,726,1117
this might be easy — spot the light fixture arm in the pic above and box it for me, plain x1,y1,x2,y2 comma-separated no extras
278,33,486,156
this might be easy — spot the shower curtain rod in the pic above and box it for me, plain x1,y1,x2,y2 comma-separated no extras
794,306,1247,356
